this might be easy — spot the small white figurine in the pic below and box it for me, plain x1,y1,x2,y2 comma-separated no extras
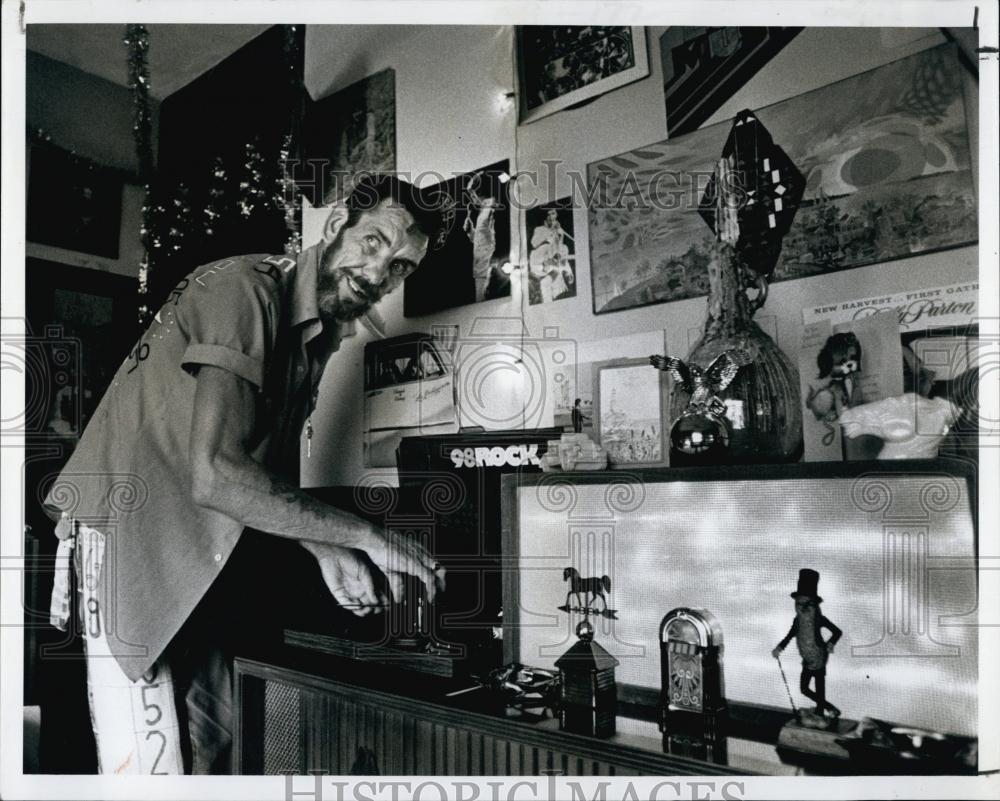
838,394,959,459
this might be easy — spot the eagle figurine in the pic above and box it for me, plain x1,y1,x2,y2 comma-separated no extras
650,351,749,459
649,352,744,411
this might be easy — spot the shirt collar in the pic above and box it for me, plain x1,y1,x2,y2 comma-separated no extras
291,242,322,330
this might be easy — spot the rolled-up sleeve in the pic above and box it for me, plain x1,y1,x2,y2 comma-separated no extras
176,259,280,390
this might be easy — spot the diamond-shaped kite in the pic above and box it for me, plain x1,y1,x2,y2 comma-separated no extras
698,109,805,277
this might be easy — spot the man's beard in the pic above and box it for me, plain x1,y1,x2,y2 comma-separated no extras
317,270,369,322
317,234,374,322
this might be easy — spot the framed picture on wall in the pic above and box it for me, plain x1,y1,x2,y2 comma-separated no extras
660,26,802,137
587,44,977,315
404,160,512,317
303,68,396,204
526,196,577,305
517,26,649,124
592,358,669,468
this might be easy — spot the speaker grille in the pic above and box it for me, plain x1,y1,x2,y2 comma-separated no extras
263,680,301,775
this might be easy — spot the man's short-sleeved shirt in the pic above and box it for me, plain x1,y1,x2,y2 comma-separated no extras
43,243,339,681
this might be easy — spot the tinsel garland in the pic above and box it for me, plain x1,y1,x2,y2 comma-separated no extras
119,22,303,311
204,157,228,237
166,183,193,253
281,24,303,255
239,139,268,219
123,23,155,325
278,133,302,255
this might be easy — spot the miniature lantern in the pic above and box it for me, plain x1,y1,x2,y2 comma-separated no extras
555,619,619,738
659,608,727,759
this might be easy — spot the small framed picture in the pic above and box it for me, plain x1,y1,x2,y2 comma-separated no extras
517,26,649,125
526,197,576,306
592,358,669,468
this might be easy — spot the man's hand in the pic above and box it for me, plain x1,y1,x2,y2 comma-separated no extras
771,646,783,659
356,528,446,603
306,544,386,617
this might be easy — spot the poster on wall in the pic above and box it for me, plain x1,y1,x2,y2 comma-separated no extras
527,197,577,306
587,44,978,315
802,281,978,332
799,312,904,461
517,26,649,124
404,160,512,317
303,68,396,204
660,27,802,137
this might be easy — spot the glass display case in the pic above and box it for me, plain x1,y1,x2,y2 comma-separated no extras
500,458,978,774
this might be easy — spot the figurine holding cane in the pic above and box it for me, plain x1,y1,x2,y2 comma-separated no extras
772,569,842,723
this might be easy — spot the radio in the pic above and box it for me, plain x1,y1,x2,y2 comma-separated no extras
394,428,561,674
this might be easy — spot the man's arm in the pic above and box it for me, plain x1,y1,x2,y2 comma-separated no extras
188,364,439,598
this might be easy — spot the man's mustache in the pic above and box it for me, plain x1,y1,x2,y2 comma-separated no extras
345,273,381,304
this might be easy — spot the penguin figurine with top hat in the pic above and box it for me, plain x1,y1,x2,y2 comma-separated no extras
772,569,843,725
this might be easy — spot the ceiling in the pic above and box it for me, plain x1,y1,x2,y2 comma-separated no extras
26,24,271,100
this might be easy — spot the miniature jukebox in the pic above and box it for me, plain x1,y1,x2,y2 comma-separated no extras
659,607,728,761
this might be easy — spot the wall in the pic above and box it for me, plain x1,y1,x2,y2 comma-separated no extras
25,50,156,278
301,25,980,488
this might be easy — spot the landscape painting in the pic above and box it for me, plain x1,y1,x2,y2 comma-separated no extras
588,44,977,314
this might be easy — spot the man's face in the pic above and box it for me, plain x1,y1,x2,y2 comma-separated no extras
318,199,429,323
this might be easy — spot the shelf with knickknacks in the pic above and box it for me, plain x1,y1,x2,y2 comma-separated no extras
651,109,806,465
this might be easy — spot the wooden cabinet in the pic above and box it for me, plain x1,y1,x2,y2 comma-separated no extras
234,657,752,776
